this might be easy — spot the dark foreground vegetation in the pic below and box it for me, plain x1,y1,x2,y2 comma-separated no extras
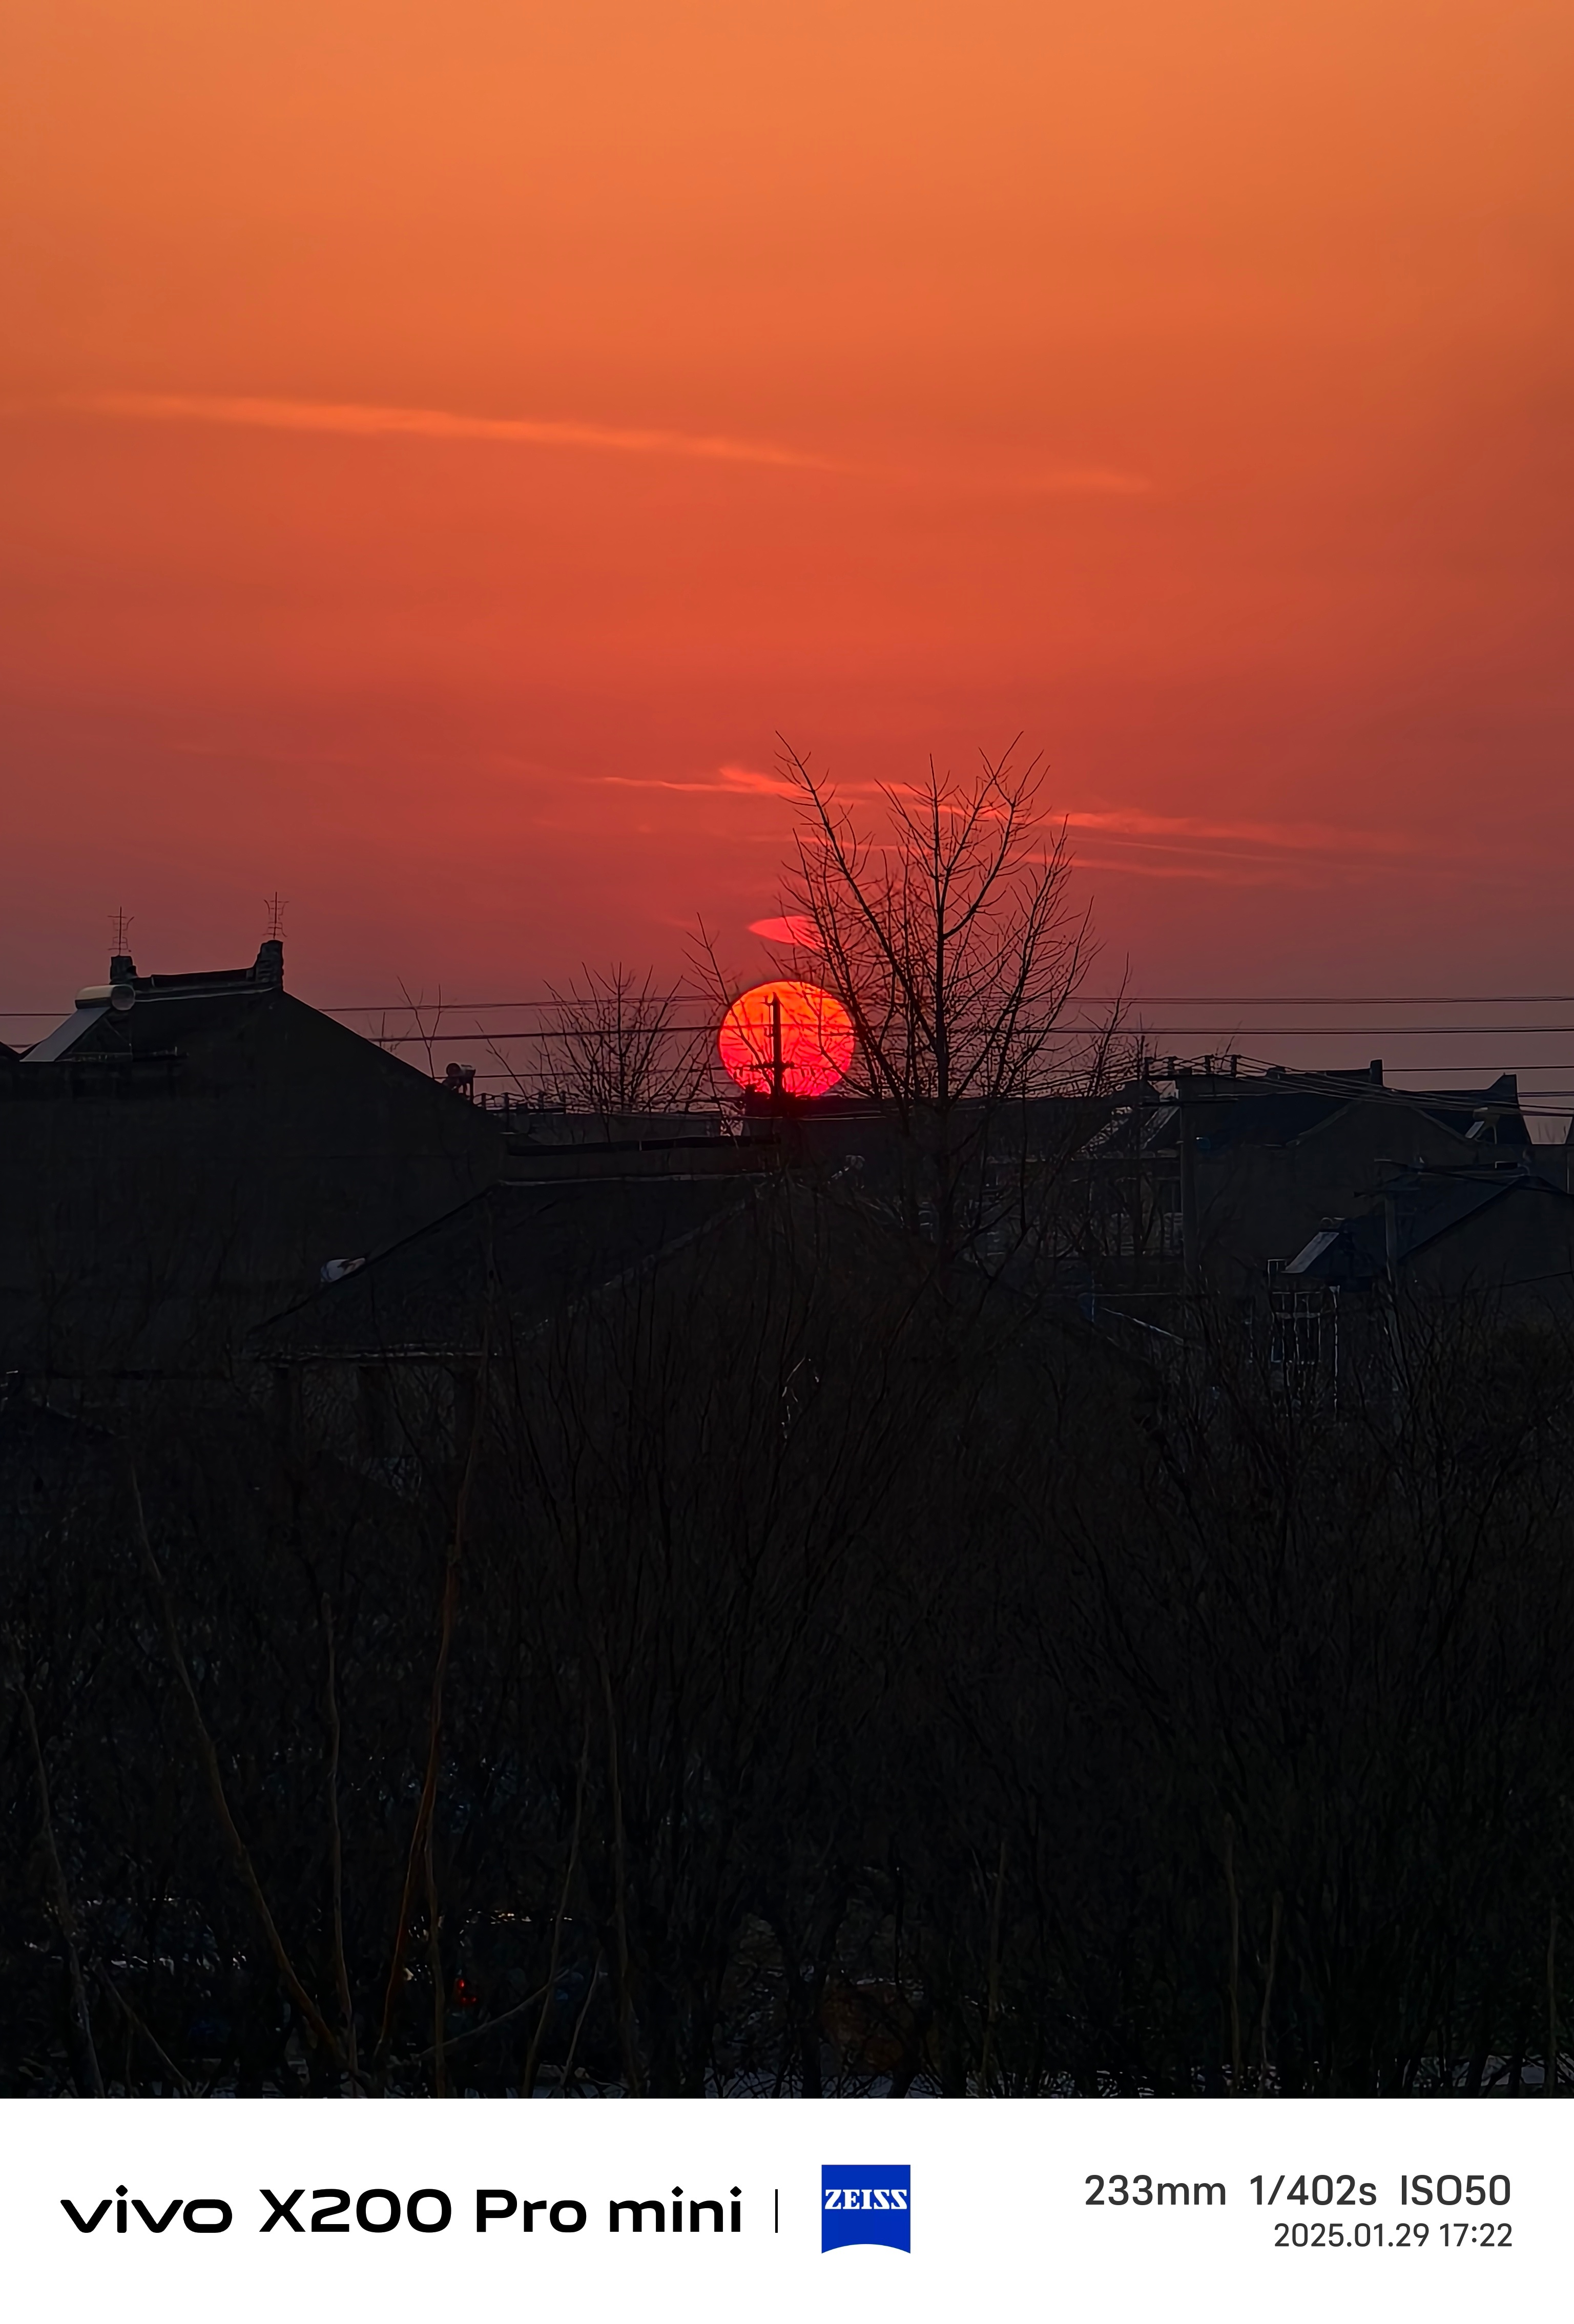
4,1187,1573,2098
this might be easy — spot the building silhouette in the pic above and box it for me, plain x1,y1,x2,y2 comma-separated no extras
0,939,502,1389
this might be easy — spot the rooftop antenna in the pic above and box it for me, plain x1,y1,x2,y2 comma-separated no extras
263,892,288,942
108,906,136,980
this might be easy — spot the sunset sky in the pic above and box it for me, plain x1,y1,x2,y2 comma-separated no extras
4,2,1572,1087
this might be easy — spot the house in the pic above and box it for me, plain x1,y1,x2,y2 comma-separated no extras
1172,1061,1532,1296
1280,1157,1574,1307
252,1170,771,1366
0,939,503,1388
1260,1156,1574,1391
247,1161,861,1476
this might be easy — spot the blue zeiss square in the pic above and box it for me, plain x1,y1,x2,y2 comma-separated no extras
821,2164,911,2253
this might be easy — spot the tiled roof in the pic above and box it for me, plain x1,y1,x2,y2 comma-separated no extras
1187,1070,1530,1153
251,1172,775,1361
1284,1160,1571,1283
19,940,287,1066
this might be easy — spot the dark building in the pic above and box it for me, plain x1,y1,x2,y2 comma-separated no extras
7,922,1567,1401
501,1114,779,1182
1266,1156,1574,1382
1064,1061,1571,1368
1279,1157,1573,1302
0,940,503,1389
1060,1069,1525,1311
252,1170,775,1374
248,1161,878,1480
1123,1061,1535,1297
1274,1162,1571,1329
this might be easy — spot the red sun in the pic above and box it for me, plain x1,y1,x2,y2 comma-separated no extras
718,980,855,1098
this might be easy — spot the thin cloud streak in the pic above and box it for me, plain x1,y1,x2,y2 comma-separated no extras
586,780,1437,881
67,390,839,473
1062,808,1415,857
749,915,821,947
60,393,1151,496
1075,854,1363,889
597,765,804,800
585,781,1424,878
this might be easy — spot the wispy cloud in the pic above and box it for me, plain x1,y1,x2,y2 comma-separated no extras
61,391,1151,496
597,764,804,800
749,914,821,947
579,779,1418,885
66,390,838,473
717,763,803,798
1062,807,1423,873
1073,854,1340,889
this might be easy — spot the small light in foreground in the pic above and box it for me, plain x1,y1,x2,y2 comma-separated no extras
718,980,854,1098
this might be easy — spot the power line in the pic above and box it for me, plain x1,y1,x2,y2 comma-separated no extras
329,993,1574,1012
365,1025,719,1043
1082,994,1574,1007
8,989,1574,1020
361,1023,1574,1044
1086,1025,1574,1037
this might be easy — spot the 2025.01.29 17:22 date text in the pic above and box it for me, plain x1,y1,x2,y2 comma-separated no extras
1267,2219,1510,2248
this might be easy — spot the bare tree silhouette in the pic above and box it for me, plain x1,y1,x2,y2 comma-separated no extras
543,966,707,1114
773,737,1120,1251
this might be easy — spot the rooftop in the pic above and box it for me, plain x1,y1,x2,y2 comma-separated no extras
19,939,286,1065
250,1170,779,1363
1284,1156,1572,1284
1173,1064,1531,1152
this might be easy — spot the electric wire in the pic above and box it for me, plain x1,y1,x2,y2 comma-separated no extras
8,994,1574,1123
8,988,1574,1018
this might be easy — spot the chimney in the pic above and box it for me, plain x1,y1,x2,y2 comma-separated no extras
110,952,138,983
254,938,284,989
1369,1059,1383,1084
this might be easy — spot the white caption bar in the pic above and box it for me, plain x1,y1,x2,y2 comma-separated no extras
1,2098,1565,2322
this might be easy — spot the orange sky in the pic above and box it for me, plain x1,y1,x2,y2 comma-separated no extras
4,1,1572,1063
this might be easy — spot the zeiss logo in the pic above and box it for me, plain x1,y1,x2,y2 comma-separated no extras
821,2165,910,2253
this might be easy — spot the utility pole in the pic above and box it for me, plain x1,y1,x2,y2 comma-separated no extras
769,991,785,1105
1178,1068,1200,1289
